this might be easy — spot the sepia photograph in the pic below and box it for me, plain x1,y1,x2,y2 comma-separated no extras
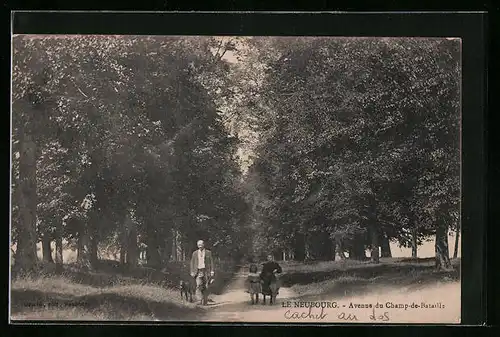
10,35,461,323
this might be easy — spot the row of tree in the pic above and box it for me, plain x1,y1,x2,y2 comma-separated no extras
11,36,461,273
11,36,251,273
233,37,460,269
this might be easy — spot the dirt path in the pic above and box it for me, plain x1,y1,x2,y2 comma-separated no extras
199,268,297,322
191,268,461,323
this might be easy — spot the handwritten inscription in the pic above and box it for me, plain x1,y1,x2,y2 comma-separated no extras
282,300,446,322
369,308,390,321
283,309,391,322
284,306,328,320
337,312,358,321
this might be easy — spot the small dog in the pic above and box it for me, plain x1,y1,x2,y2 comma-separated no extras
179,279,195,302
181,277,214,304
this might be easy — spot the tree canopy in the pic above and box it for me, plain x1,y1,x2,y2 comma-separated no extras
11,36,461,272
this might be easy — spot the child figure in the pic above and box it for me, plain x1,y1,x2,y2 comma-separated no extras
245,264,263,305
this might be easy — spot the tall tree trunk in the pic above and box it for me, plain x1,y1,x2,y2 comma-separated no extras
304,234,311,261
123,212,137,268
127,227,138,268
120,243,126,265
162,231,172,263
453,224,460,259
380,234,392,258
318,232,332,261
175,230,183,262
309,232,322,260
146,227,161,267
42,232,53,263
119,213,130,265
15,134,38,273
120,229,127,265
90,234,98,268
88,212,99,269
411,227,418,259
349,235,366,260
147,243,161,267
77,229,82,261
182,236,191,262
55,228,63,273
435,225,452,270
171,228,177,261
293,233,306,261
331,240,337,261
370,228,380,264
334,237,347,260
77,221,92,270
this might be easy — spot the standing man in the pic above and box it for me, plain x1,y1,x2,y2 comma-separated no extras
190,240,215,304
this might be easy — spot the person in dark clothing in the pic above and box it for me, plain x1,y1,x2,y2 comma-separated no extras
260,254,282,296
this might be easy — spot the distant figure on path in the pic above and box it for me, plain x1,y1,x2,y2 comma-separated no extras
139,242,147,261
190,240,215,305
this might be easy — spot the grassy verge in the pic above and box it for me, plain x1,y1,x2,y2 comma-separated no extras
10,259,238,321
278,257,460,300
11,275,201,320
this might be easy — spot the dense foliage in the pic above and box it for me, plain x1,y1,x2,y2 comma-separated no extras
12,36,249,271
11,36,460,272
240,37,460,268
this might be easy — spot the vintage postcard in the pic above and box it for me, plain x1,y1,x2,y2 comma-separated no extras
10,34,461,324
